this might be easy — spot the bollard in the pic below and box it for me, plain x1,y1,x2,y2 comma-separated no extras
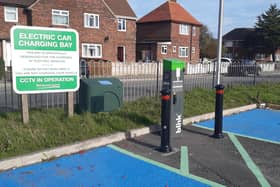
160,89,172,153
213,84,224,138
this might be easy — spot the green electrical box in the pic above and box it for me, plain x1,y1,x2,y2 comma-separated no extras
79,78,123,113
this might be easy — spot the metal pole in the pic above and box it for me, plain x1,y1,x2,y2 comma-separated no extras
213,0,225,139
156,61,159,97
216,0,224,85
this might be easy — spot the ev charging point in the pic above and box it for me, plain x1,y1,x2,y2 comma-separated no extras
160,59,185,153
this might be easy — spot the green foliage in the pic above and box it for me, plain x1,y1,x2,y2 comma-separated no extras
199,25,218,59
255,4,280,61
1,83,280,159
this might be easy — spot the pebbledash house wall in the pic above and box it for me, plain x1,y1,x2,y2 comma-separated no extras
0,0,136,63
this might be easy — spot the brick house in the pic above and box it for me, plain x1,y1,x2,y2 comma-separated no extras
0,0,136,71
136,0,202,63
223,28,280,62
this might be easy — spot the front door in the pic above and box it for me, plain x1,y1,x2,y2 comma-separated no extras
117,46,125,62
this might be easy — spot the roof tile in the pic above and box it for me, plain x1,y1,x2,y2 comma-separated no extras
0,0,36,7
137,1,201,26
104,0,136,18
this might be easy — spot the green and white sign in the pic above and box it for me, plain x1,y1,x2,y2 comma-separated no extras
11,26,79,94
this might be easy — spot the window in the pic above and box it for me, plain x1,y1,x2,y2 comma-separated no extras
161,45,167,54
192,47,195,54
179,24,189,35
179,47,189,57
255,53,265,60
82,44,102,58
84,13,99,28
118,18,126,31
173,46,176,53
192,26,196,36
52,9,69,25
276,54,280,61
4,7,18,22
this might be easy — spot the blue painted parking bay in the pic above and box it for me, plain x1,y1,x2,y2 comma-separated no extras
0,146,209,187
196,109,280,143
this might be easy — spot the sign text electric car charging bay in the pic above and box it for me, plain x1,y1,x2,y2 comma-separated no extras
11,26,79,94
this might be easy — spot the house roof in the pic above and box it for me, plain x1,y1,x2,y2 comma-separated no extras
223,28,255,41
104,0,136,19
137,0,201,26
0,0,36,7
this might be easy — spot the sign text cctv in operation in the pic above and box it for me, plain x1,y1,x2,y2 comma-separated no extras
11,26,79,94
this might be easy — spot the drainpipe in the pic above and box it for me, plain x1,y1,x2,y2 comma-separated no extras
189,25,193,63
24,8,32,26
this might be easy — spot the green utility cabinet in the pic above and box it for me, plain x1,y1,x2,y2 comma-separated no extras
79,78,123,113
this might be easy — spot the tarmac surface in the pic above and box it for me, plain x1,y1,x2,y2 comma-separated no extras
115,109,280,187
115,126,262,187
0,108,279,186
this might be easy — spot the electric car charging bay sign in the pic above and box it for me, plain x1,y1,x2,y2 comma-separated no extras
11,26,79,94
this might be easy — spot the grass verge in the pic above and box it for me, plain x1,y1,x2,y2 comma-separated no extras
0,83,280,160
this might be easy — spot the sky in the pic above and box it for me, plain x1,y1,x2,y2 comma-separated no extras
127,0,280,38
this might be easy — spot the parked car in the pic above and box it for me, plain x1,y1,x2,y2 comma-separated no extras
227,59,261,76
212,57,232,65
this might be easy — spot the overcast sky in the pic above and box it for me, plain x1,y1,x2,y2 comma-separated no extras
127,0,280,38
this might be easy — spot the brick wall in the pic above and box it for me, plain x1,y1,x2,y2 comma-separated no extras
137,22,171,42
31,0,136,62
0,6,28,40
136,21,200,63
170,22,200,63
0,0,136,62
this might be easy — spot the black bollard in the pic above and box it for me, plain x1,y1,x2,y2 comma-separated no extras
160,89,172,153
213,84,224,138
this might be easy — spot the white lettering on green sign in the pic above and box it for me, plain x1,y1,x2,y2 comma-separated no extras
11,26,79,94
13,28,76,51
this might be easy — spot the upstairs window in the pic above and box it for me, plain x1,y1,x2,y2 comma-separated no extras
52,9,69,26
4,7,18,22
118,18,126,31
161,45,167,54
82,43,102,58
179,47,189,57
179,24,189,35
84,13,99,28
192,26,196,36
192,47,196,54
173,46,177,53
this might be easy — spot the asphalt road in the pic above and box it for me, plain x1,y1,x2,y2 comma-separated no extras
121,71,280,100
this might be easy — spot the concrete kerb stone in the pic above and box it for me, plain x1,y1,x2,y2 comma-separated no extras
0,104,258,171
